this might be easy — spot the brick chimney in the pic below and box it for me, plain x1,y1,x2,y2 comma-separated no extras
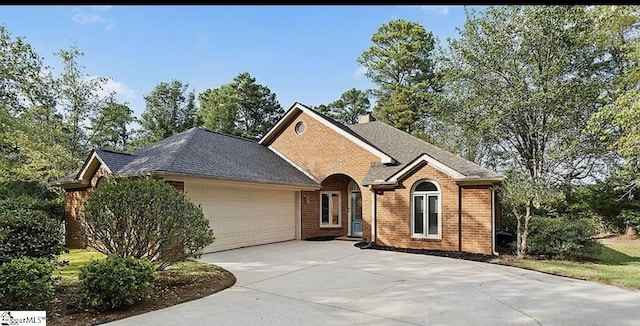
358,113,376,124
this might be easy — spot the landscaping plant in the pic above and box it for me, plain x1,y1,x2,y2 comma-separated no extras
0,257,55,310
77,255,157,311
82,178,214,269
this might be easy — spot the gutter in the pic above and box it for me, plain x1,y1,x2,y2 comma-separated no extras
458,185,462,252
152,171,322,191
371,186,377,244
491,187,499,256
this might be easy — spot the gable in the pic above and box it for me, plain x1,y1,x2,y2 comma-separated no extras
260,103,394,164
76,151,113,186
266,110,381,182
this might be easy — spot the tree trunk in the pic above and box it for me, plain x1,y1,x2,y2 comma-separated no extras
515,204,531,259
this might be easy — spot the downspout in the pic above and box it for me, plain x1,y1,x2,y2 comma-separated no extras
371,188,377,244
458,185,462,252
491,187,499,256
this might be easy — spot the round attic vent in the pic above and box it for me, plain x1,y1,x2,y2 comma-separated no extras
295,121,306,134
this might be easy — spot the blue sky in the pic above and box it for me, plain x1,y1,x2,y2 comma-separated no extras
0,5,483,118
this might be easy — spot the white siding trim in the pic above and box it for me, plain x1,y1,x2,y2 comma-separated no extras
387,154,466,182
77,152,112,183
296,191,302,240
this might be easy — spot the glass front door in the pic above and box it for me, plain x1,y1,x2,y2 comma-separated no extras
350,191,362,236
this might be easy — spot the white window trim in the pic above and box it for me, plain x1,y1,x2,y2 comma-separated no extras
320,191,342,228
411,180,442,239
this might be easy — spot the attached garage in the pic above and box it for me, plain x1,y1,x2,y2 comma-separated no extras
55,127,320,250
184,180,299,253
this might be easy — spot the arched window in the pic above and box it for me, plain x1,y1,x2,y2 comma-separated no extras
411,180,441,238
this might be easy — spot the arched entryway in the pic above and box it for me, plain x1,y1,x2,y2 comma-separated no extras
300,173,363,239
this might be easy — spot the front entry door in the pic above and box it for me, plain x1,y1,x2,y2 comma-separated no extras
350,191,363,237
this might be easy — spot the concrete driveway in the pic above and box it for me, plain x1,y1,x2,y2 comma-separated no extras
108,240,640,325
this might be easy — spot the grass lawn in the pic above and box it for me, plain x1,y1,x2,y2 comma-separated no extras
54,249,218,283
493,236,640,290
54,249,106,283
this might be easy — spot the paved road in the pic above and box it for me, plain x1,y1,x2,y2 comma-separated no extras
108,240,640,325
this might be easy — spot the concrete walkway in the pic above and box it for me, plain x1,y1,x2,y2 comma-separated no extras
108,240,640,325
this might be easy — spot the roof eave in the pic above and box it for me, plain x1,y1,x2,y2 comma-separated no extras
454,177,504,186
153,171,322,190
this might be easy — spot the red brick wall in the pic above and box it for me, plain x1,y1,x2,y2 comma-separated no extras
461,186,493,254
375,164,494,255
376,164,460,251
269,111,379,240
63,165,110,249
301,174,351,239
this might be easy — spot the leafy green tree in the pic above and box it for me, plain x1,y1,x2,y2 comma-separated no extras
89,99,136,151
443,6,613,256
315,88,371,125
587,6,640,196
199,72,284,139
357,19,439,134
500,171,563,258
0,26,60,180
140,80,198,142
56,45,107,166
444,6,606,182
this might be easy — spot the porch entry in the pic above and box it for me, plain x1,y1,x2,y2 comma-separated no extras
348,180,363,237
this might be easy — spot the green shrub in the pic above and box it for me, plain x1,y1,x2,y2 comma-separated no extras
0,207,65,264
83,178,214,270
0,257,55,310
528,216,599,259
0,195,64,223
0,180,60,201
78,255,157,311
621,209,640,229
0,180,64,222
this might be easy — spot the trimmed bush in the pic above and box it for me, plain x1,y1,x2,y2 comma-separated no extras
79,255,157,311
83,178,214,270
528,216,599,259
0,257,55,310
0,207,65,264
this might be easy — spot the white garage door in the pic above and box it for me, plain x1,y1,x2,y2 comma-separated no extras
185,182,296,253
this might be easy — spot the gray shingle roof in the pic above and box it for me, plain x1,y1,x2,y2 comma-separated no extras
61,128,319,187
347,121,502,184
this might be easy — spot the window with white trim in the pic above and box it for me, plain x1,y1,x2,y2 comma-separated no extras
320,191,341,227
412,181,441,238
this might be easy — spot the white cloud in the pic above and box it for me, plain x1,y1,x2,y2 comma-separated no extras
89,5,112,11
94,77,136,101
419,5,450,16
71,6,114,31
354,66,368,79
72,10,106,24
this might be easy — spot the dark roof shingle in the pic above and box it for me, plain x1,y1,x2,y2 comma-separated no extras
61,128,318,187
347,121,502,184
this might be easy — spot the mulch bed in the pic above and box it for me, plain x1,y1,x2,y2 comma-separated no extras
48,265,236,326
358,242,495,262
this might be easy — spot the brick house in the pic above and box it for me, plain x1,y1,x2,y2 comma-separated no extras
57,102,503,255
